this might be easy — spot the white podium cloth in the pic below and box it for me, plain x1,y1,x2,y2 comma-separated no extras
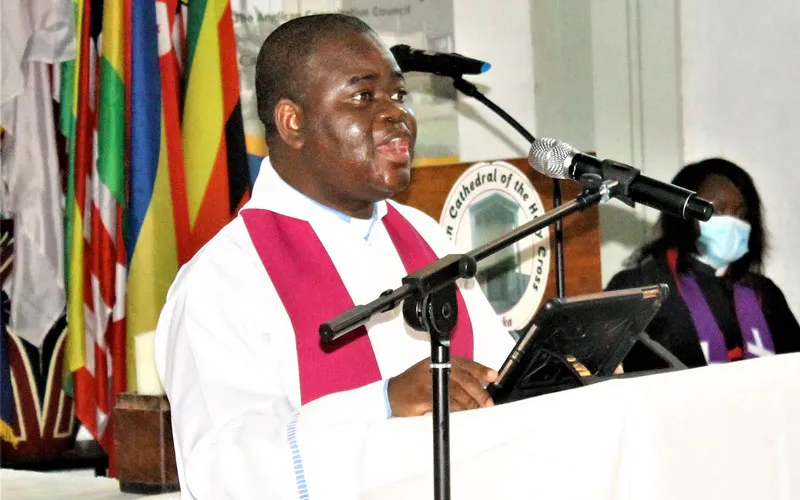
294,353,800,500
4,354,798,499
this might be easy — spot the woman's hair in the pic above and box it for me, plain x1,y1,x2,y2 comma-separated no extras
631,157,767,279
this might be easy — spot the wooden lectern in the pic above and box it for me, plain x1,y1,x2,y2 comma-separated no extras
394,158,603,301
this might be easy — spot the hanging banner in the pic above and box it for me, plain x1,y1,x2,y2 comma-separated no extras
231,0,459,181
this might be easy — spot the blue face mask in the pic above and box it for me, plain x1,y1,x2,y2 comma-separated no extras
697,215,751,269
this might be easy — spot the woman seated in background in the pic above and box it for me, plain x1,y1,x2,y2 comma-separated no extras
606,157,800,371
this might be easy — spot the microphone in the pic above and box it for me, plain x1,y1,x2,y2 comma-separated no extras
389,44,491,78
529,138,714,221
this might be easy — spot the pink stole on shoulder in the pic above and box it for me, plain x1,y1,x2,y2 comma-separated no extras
241,203,474,405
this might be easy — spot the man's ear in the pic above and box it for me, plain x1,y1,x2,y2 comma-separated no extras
274,98,304,150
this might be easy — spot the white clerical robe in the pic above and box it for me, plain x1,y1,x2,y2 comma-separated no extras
154,158,515,499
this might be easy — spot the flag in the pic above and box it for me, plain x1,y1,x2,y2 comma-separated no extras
125,0,250,388
1,230,17,447
0,0,72,349
0,0,75,453
63,0,128,465
60,0,250,462
0,62,66,349
181,0,250,257
126,0,187,392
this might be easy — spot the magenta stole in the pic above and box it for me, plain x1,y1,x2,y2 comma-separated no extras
241,204,474,405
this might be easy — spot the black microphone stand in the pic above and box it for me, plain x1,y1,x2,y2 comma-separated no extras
319,178,617,500
451,77,566,298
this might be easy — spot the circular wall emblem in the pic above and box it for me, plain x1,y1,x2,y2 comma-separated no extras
440,161,550,331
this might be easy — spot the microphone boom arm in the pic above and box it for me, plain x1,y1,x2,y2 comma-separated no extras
319,180,614,342
451,77,568,298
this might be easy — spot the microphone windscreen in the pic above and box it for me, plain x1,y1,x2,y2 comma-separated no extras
528,138,574,179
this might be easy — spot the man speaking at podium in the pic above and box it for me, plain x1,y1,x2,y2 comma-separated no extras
154,14,514,499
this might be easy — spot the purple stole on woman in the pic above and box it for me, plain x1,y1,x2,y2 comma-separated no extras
242,203,474,404
666,249,775,364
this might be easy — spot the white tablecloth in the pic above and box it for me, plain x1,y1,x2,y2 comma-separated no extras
358,353,800,499
4,353,798,499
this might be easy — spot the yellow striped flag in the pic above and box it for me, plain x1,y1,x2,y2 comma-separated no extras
125,0,250,386
126,0,187,390
181,0,250,257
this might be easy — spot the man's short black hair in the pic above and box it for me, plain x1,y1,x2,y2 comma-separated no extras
255,14,376,147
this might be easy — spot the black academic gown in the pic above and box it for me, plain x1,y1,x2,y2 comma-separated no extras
605,253,800,372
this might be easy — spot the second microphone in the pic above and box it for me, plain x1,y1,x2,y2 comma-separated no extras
528,138,714,221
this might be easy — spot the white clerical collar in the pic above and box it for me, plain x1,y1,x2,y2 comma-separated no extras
693,253,728,277
298,190,381,241
245,157,384,241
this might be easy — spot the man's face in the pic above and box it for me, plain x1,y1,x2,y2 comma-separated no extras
297,31,417,216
